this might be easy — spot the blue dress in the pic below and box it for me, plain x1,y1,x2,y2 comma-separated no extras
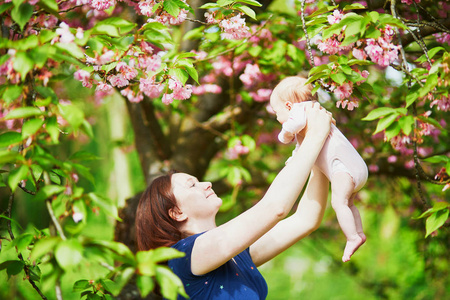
168,233,268,299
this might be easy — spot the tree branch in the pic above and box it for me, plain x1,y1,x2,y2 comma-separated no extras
45,200,66,241
401,18,450,47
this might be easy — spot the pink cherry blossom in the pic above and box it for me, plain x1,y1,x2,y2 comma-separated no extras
116,61,138,80
401,0,420,4
162,93,174,105
192,84,222,95
55,22,75,44
168,78,192,100
239,64,262,87
219,14,251,40
430,95,450,111
387,155,398,163
212,56,233,77
139,77,164,98
250,89,272,102
108,74,129,88
138,0,155,17
336,99,358,110
138,54,162,72
90,0,115,11
226,141,249,160
368,164,379,172
121,88,144,103
327,10,344,25
205,12,218,24
317,36,342,55
96,82,113,92
333,81,353,100
352,48,367,60
74,70,93,88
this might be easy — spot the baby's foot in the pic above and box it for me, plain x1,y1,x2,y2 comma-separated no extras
342,235,365,262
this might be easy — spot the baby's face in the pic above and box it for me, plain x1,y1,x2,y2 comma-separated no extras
270,98,290,124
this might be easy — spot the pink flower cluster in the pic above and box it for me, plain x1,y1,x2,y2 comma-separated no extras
219,14,251,40
389,135,413,156
250,89,272,102
138,0,188,25
434,33,450,46
430,95,450,112
192,84,222,95
90,0,116,11
74,69,93,88
401,0,420,4
351,25,399,67
239,64,263,87
226,141,250,160
161,78,193,105
139,77,164,98
327,10,344,25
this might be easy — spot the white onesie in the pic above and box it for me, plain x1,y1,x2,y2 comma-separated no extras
278,102,368,192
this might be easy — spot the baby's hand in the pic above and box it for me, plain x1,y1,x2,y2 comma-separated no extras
304,102,332,140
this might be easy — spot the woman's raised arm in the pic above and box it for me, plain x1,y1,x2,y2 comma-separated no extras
190,103,332,275
249,166,329,266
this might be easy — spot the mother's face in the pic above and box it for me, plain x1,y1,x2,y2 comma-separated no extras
171,173,222,221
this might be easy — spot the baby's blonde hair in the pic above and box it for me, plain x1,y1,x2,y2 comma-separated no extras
270,76,318,105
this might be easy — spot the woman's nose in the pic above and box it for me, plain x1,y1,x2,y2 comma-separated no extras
202,181,212,190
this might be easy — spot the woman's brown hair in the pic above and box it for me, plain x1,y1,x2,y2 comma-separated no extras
135,170,183,251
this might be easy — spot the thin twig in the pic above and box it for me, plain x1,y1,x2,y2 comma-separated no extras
390,0,409,73
186,18,208,25
412,103,429,208
389,63,424,87
46,200,66,241
300,0,315,67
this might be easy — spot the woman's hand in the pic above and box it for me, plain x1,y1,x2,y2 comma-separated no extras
304,102,332,140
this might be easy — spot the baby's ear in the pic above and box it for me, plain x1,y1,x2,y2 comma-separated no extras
285,101,293,110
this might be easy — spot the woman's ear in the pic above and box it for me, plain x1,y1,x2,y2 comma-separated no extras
285,101,293,110
169,207,187,222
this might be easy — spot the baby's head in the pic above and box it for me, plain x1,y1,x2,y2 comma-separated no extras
270,76,317,124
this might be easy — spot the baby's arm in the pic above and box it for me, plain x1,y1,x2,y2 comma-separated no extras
278,103,307,144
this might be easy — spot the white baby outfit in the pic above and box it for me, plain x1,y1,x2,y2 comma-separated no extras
278,102,368,192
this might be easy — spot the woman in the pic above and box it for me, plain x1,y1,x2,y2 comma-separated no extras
136,102,333,299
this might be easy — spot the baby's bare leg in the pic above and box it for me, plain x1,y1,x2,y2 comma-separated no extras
331,172,365,262
348,194,366,243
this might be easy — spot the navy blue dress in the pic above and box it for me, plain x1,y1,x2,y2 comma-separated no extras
168,233,268,299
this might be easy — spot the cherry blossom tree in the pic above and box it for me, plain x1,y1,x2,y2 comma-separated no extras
0,0,449,299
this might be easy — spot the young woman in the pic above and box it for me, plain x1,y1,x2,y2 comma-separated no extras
136,102,333,299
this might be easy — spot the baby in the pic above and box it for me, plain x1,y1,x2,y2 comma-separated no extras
270,76,368,262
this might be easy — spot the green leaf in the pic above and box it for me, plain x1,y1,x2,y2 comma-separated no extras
217,0,234,6
156,265,188,300
425,209,449,237
0,260,24,278
34,185,66,201
136,275,155,298
362,107,397,121
368,11,379,23
55,239,84,271
22,118,45,139
343,3,366,10
163,0,180,17
0,3,14,14
398,115,414,136
45,116,59,144
12,51,34,80
0,150,22,165
330,72,347,85
378,13,408,30
92,24,120,37
8,165,28,192
4,107,44,120
38,0,59,13
0,131,23,147
414,202,450,219
55,42,85,60
306,5,338,18
111,267,135,296
234,4,256,20
73,279,91,292
418,73,438,98
373,113,399,134
31,237,60,260
69,151,101,162
169,68,189,85
58,103,85,130
10,233,33,253
309,64,329,76
237,0,262,7
88,192,122,221
95,17,136,34
423,155,450,164
11,2,33,31
199,3,220,9
3,85,23,104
